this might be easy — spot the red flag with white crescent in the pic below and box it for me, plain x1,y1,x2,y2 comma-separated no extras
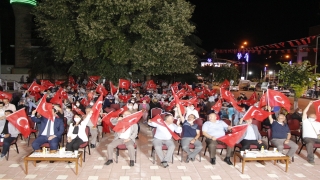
90,95,103,125
211,99,222,113
267,89,291,111
171,87,185,115
35,94,54,121
0,91,12,100
80,98,89,107
113,111,143,133
119,79,130,90
55,80,65,86
242,106,273,121
150,114,181,140
28,81,46,92
40,80,55,89
95,84,108,96
110,81,118,95
217,124,248,147
220,79,230,89
6,108,31,138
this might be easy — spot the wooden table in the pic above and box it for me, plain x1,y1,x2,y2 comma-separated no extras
24,151,83,175
233,151,290,174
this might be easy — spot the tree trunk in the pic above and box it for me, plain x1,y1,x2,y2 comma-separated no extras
293,95,299,111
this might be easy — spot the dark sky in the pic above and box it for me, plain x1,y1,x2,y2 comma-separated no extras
189,0,320,51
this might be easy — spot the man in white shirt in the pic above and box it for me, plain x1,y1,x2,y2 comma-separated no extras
3,98,16,112
148,114,182,168
202,113,233,165
302,101,320,164
105,111,138,167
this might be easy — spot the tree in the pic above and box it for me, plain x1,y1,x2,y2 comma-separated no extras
212,65,239,83
277,61,317,109
33,0,197,81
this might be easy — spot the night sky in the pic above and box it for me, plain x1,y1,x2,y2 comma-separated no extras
1,0,320,76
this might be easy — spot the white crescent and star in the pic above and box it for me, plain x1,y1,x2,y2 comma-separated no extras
17,117,29,129
33,86,40,91
274,96,284,104
95,101,103,110
42,103,48,111
128,118,137,123
251,110,262,116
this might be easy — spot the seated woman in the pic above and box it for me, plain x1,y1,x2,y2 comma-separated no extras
66,110,92,152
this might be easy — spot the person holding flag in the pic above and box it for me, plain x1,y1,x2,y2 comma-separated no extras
301,101,320,164
0,110,20,160
267,106,298,164
31,108,64,154
148,113,182,168
177,105,202,163
202,113,233,165
238,117,267,165
105,111,138,167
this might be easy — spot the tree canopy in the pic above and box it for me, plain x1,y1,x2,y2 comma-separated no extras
33,0,197,81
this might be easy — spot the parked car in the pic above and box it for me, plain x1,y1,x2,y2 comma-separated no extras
248,82,258,91
230,85,239,91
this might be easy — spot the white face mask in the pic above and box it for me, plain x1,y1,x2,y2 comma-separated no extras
128,106,133,110
309,118,315,121
76,103,80,106
74,117,81,122
66,109,71,112
89,102,94,106
189,107,194,110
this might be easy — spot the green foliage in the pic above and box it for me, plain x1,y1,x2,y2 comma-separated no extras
33,0,197,79
212,65,239,83
277,61,318,98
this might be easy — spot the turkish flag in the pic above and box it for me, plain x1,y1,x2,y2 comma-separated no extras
6,108,31,138
90,95,103,125
49,93,63,108
118,94,131,103
165,100,176,112
72,84,78,90
242,106,273,121
86,80,95,89
171,87,185,115
22,83,29,90
313,100,320,122
150,114,181,140
55,88,68,99
40,80,55,89
80,98,89,107
89,76,100,82
35,94,54,121
72,104,85,116
55,80,65,86
28,81,46,92
176,88,186,99
220,88,232,102
113,111,143,133
211,99,222,113
146,80,157,90
87,91,94,102
217,124,248,147
96,84,108,96
29,91,42,101
220,79,230,89
119,79,130,90
268,89,291,111
229,96,243,112
101,110,121,133
259,93,267,108
69,76,75,85
109,81,118,95
0,91,12,100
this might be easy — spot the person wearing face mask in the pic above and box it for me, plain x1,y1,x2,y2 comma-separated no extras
302,101,320,164
75,100,85,114
267,106,298,164
66,111,92,153
185,104,199,120
85,107,99,148
128,98,138,112
291,108,303,122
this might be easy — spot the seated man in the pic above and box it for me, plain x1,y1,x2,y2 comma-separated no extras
0,110,20,160
238,118,267,165
267,106,298,163
177,105,202,162
148,113,182,168
105,111,138,167
302,101,320,164
202,113,233,165
31,108,64,153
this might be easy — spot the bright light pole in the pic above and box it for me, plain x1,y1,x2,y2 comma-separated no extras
264,64,268,81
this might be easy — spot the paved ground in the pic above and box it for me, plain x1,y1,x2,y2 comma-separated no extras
1,120,320,180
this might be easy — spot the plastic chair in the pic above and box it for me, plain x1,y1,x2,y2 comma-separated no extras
267,129,294,162
116,143,137,163
0,137,19,161
151,108,163,118
78,126,91,162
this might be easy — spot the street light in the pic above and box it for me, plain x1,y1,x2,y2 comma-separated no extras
249,71,252,75
264,64,268,81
